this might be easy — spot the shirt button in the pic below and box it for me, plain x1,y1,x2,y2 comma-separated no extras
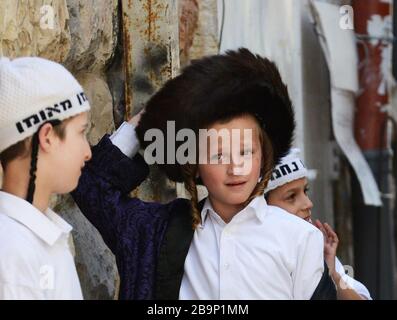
224,263,230,269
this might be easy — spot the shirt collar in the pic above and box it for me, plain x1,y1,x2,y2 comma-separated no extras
200,198,218,228
0,191,72,246
200,195,268,228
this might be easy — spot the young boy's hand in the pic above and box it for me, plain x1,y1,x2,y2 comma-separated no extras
128,108,145,126
314,219,339,276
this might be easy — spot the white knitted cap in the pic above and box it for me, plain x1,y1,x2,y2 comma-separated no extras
0,56,90,153
264,148,308,193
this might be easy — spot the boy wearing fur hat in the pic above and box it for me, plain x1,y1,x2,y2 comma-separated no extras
0,57,92,299
72,48,336,299
265,148,372,300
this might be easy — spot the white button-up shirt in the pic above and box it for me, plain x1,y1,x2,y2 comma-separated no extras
0,191,83,300
179,196,325,300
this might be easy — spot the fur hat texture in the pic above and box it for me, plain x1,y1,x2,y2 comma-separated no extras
136,48,295,182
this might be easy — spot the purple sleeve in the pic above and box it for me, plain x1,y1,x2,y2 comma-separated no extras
71,134,167,253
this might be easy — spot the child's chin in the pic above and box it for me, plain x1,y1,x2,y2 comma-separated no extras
59,180,79,194
225,194,250,205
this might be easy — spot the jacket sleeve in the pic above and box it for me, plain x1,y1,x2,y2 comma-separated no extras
71,134,151,253
310,262,337,300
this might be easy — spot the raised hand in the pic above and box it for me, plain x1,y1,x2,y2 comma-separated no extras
314,219,339,275
128,108,145,126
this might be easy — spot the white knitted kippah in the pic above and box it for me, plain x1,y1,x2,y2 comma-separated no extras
264,148,308,193
0,56,90,153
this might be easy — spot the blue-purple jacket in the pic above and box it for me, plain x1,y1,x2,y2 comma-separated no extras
72,135,193,300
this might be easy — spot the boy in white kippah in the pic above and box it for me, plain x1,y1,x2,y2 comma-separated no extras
265,148,372,300
0,57,92,299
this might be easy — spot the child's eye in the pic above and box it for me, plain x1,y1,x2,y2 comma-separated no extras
285,193,296,202
211,153,224,162
241,149,253,157
304,187,310,194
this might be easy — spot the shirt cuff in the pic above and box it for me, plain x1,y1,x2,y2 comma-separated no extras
110,121,140,159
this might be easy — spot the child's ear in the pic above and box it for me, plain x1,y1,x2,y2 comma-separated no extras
38,123,57,152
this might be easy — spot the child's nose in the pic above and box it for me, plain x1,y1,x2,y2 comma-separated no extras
230,154,251,176
304,196,313,210
227,163,235,175
85,143,92,162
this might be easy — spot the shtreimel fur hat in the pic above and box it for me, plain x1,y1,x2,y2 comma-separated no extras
136,48,295,182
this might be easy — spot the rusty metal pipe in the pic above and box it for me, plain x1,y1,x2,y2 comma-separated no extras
352,0,396,299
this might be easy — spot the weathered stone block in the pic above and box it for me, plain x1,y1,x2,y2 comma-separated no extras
0,0,71,61
64,0,118,72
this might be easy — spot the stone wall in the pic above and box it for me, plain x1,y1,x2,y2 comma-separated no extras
0,0,218,299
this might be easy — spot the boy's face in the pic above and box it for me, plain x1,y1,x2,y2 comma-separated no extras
45,112,92,194
267,177,313,222
198,114,262,216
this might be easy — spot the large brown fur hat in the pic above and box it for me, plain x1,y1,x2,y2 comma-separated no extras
136,48,295,182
